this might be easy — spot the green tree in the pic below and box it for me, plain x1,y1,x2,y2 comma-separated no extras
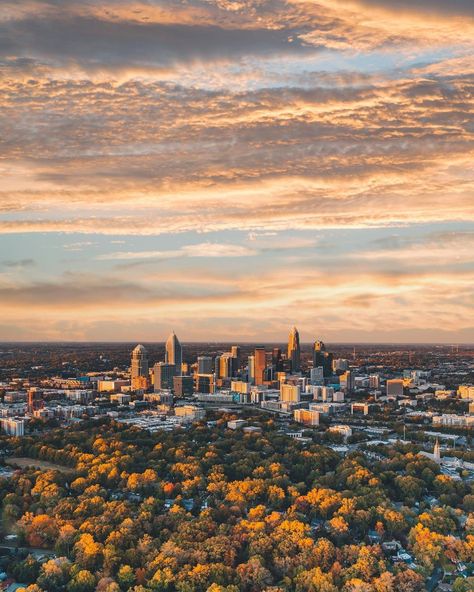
67,570,96,592
117,565,136,591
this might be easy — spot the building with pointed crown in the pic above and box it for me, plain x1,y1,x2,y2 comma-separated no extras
288,326,301,372
131,344,149,390
166,331,182,373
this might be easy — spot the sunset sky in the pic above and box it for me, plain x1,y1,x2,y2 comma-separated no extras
1,0,473,342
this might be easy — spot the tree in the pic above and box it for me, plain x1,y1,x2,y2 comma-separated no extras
236,557,273,591
295,567,338,592
117,565,136,591
74,533,103,570
373,572,394,592
393,570,424,592
12,555,40,584
453,577,474,592
37,558,71,592
67,570,96,592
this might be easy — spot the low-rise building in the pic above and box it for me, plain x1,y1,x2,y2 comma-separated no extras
175,405,205,422
328,424,352,440
227,419,247,430
432,414,474,427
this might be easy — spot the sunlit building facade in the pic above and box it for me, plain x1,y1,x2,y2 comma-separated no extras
287,326,301,372
131,344,149,390
165,331,182,373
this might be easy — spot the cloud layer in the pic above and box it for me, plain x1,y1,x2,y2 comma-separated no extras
0,0,473,340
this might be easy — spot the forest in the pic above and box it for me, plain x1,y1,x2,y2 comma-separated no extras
0,414,473,592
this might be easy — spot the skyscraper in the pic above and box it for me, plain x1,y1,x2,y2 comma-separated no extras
313,340,333,377
131,344,149,390
197,356,213,375
219,354,233,379
287,326,301,372
254,347,266,386
231,345,241,369
272,347,282,370
195,374,215,394
165,331,182,373
248,355,255,384
154,362,176,391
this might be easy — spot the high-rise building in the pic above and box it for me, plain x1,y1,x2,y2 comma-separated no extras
287,326,301,372
219,354,233,378
313,341,333,377
231,345,241,369
248,355,255,384
197,356,213,375
153,362,176,391
254,347,266,386
165,331,182,373
173,376,194,397
1,417,25,436
280,383,300,403
27,387,44,414
131,344,149,390
194,374,215,394
272,347,282,371
340,370,354,393
310,366,324,385
369,375,380,389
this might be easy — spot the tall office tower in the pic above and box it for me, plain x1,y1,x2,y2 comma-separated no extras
153,362,176,391
254,347,266,386
340,370,354,393
248,355,255,384
214,356,221,378
272,347,282,370
264,366,274,382
165,331,182,373
131,344,149,390
197,356,213,375
231,345,241,371
287,326,301,372
219,354,233,379
194,374,215,394
173,375,194,397
313,340,333,377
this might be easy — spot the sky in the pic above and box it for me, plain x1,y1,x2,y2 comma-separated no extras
0,0,473,343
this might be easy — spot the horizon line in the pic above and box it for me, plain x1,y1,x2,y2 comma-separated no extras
0,340,472,346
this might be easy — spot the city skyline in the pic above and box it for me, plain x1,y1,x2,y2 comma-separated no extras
1,0,473,342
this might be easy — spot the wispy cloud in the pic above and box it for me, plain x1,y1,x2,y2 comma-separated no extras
98,242,258,260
